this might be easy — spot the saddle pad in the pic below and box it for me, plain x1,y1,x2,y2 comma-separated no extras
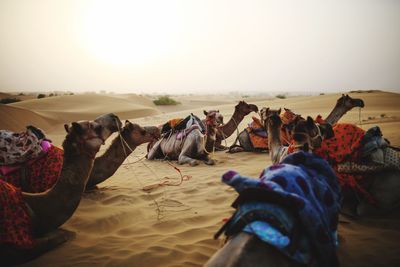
0,180,34,249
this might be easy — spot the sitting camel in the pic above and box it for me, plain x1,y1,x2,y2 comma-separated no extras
86,120,160,190
147,111,219,166
0,113,123,193
267,112,400,216
265,111,334,164
0,119,114,265
214,101,259,150
228,94,364,153
205,150,341,267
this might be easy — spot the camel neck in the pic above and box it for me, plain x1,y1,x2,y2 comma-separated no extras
22,137,96,234
325,105,349,125
86,131,137,189
218,109,244,139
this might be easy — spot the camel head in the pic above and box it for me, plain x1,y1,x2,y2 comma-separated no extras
204,110,224,125
235,101,259,116
204,110,220,128
259,107,281,128
123,120,161,146
291,116,333,152
94,113,123,141
336,94,365,110
63,120,106,157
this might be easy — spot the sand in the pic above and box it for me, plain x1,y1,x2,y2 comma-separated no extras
1,91,400,266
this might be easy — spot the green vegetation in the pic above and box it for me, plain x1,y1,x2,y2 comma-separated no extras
275,94,286,99
0,97,21,104
153,96,180,105
37,93,46,99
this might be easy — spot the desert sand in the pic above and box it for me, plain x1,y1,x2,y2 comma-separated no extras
1,91,400,267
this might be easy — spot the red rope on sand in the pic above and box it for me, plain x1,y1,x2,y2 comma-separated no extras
142,161,192,192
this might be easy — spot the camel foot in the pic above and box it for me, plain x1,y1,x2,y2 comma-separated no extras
189,160,200,166
215,144,228,151
228,146,245,153
205,158,215,165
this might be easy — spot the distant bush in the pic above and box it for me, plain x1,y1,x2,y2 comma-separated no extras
276,94,286,99
37,93,46,99
0,97,21,104
18,92,25,96
153,96,180,105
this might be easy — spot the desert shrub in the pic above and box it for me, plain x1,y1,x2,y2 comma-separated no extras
276,94,286,99
380,114,386,118
153,96,180,105
0,97,21,104
37,93,46,99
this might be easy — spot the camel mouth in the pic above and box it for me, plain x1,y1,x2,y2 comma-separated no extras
144,126,161,140
354,99,365,108
249,104,259,112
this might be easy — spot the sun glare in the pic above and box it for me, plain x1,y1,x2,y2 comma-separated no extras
82,0,180,65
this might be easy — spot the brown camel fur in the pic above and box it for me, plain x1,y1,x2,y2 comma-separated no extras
228,94,363,153
215,101,258,150
2,119,114,265
86,120,160,190
264,112,333,164
325,94,364,125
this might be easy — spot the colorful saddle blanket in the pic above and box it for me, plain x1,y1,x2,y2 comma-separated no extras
244,116,268,150
161,114,205,136
0,145,63,193
0,126,47,166
218,152,341,266
0,179,34,249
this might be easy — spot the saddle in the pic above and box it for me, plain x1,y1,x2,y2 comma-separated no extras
160,114,205,136
0,126,48,166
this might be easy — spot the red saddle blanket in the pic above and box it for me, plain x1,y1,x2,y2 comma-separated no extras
314,123,374,203
0,146,63,193
0,179,34,249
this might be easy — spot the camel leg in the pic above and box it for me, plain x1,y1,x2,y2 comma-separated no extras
202,154,215,165
357,170,400,216
1,228,75,266
178,154,199,166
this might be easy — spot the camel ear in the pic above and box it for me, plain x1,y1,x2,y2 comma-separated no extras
125,120,130,126
278,108,281,114
306,116,314,128
71,122,83,134
203,110,208,116
64,124,70,133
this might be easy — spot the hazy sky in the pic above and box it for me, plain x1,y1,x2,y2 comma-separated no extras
0,0,399,94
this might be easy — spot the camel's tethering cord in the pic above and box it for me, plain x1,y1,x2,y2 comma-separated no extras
115,120,191,220
358,107,362,129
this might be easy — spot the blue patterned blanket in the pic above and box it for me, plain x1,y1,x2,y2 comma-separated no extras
218,151,341,266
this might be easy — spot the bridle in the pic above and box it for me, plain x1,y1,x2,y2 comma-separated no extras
291,123,323,152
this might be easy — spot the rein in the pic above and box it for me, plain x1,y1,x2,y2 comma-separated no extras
115,120,192,217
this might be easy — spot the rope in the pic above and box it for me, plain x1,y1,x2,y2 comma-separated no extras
142,161,192,192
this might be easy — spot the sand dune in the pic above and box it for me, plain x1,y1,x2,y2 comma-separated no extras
3,91,399,267
0,94,161,133
0,104,52,132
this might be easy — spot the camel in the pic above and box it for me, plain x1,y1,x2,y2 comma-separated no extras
324,94,364,125
214,101,259,150
147,111,219,166
1,119,115,265
265,111,333,164
266,112,400,217
0,113,122,193
85,120,160,190
206,138,340,266
228,94,364,153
